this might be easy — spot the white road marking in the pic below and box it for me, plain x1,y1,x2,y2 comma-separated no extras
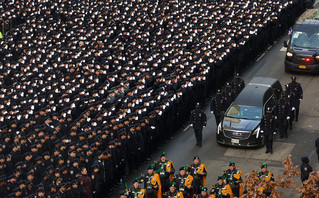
308,150,315,159
280,47,287,52
256,52,266,62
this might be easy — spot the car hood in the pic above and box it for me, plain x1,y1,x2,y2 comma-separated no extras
222,117,260,132
292,47,318,56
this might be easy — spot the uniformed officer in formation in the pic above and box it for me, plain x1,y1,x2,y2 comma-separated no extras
231,73,245,98
260,107,277,154
257,163,274,197
0,0,307,196
210,90,225,125
190,103,207,147
275,94,289,138
190,155,207,195
288,77,303,122
222,162,242,198
282,84,294,130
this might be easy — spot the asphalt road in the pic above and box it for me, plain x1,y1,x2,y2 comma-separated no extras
111,17,319,198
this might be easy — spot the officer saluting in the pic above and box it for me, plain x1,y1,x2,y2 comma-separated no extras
288,77,303,122
210,90,224,125
190,103,207,147
260,107,277,154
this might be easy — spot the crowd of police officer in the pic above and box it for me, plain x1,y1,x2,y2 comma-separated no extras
120,153,277,198
0,0,310,197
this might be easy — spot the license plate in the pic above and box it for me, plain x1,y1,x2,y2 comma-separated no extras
231,139,239,144
299,65,306,69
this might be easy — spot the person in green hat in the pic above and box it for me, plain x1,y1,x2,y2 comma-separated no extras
190,155,207,195
210,176,233,198
140,164,161,198
174,165,194,198
155,152,175,192
162,182,184,198
257,163,274,196
222,162,243,198
129,178,146,198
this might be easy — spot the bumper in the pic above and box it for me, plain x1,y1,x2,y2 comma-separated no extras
285,60,319,73
216,132,263,148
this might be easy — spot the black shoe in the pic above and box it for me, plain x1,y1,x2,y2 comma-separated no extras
199,143,202,148
289,125,292,130
270,150,273,154
265,150,270,153
279,136,283,139
295,119,298,122
285,135,288,138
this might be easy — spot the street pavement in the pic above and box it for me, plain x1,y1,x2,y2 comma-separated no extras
110,16,319,198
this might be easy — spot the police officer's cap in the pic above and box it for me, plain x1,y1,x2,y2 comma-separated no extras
291,76,296,81
0,175,6,182
261,163,267,169
201,187,208,192
301,156,309,163
229,162,235,166
217,89,222,94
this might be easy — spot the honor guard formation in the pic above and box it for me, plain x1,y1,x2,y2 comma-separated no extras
0,0,309,197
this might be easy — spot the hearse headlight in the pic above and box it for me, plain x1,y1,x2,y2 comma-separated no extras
286,52,293,58
315,55,319,60
252,126,260,138
217,123,222,134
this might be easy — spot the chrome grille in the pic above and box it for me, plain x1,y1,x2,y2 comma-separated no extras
223,130,251,140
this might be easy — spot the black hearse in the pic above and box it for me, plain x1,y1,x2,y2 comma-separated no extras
284,9,319,73
216,77,282,147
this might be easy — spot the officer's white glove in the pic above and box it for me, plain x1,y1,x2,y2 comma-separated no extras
292,107,295,111
211,111,214,114
151,126,156,129
190,124,193,126
274,116,277,119
273,131,276,135
260,130,264,133
299,99,302,101
287,116,290,120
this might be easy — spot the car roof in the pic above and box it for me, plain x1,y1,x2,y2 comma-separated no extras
233,77,279,107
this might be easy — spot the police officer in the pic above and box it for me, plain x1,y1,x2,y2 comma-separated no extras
190,103,207,147
231,73,245,98
210,90,224,125
189,155,207,195
260,107,277,154
288,77,303,122
257,163,274,196
222,162,242,198
300,157,312,182
283,85,294,130
223,82,234,109
275,94,289,138
210,176,233,198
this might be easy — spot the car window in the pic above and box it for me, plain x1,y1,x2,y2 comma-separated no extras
226,104,262,120
264,95,276,111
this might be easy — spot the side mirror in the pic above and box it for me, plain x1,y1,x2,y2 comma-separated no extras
283,41,288,47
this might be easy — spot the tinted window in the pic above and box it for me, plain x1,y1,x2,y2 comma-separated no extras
264,95,276,111
226,104,263,120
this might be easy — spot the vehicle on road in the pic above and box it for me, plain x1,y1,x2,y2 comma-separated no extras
284,8,319,73
216,77,282,147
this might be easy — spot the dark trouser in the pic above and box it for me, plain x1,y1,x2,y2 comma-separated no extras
316,148,319,162
146,189,155,198
229,183,239,197
159,175,169,192
265,134,273,152
289,110,294,129
278,119,288,138
295,107,300,121
194,128,203,145
214,114,221,125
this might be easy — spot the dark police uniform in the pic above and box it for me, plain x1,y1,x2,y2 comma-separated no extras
190,104,207,147
288,77,303,122
260,108,277,153
210,91,224,125
275,96,289,138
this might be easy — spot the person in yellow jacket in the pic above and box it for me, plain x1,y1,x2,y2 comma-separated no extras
257,163,274,197
155,152,175,192
210,176,233,198
163,182,184,198
130,178,146,198
190,155,207,195
222,162,242,198
174,165,194,198
140,164,162,198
